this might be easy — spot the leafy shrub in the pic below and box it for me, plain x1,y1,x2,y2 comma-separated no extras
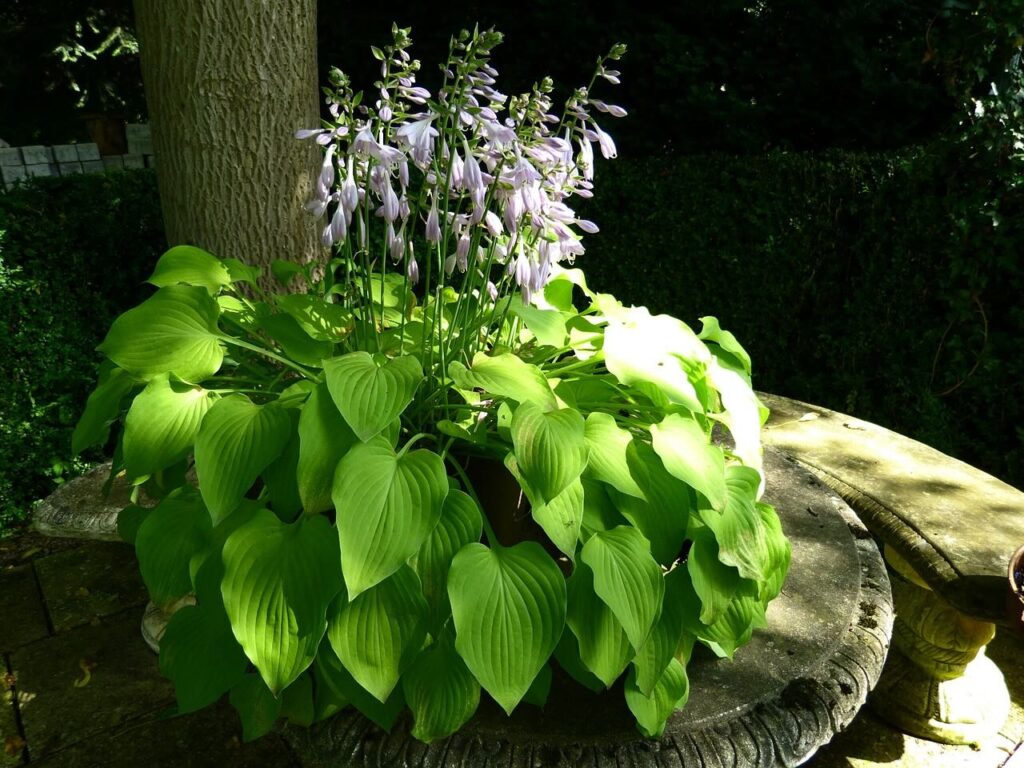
0,169,164,532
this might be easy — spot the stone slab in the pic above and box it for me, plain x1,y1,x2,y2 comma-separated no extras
20,146,51,165
9,609,174,761
24,164,54,179
0,565,49,651
32,463,127,541
33,542,146,633
760,392,1024,623
81,160,104,174
0,164,26,187
31,699,297,768
59,161,83,176
122,154,144,169
0,663,24,768
53,145,78,163
75,143,100,162
101,156,123,170
0,148,21,166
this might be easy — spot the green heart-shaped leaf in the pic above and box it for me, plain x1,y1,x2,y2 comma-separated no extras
147,245,231,294
603,306,708,412
159,552,248,713
698,316,752,375
633,566,695,696
448,542,566,714
566,561,633,687
403,627,481,743
687,521,741,625
259,312,334,368
97,285,225,383
315,642,405,731
580,527,664,651
413,489,483,633
229,674,282,742
449,352,556,410
123,374,216,480
624,658,689,738
697,591,768,659
583,413,646,500
135,488,212,605
194,395,291,523
332,438,447,598
511,402,588,504
327,566,428,702
504,454,583,560
509,303,568,348
72,364,135,455
757,501,791,602
324,351,422,442
297,382,357,514
698,465,769,582
221,510,342,693
650,413,727,510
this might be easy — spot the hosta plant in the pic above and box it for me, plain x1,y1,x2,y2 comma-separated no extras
74,26,790,743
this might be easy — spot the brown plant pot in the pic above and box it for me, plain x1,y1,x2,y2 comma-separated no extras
1008,544,1024,633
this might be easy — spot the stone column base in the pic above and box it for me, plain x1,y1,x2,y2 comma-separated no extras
871,547,1010,745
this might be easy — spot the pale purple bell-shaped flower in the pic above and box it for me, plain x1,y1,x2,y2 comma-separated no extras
444,254,457,276
486,281,499,302
321,222,334,248
484,210,503,238
576,219,600,234
330,204,348,242
341,158,359,216
456,233,471,272
305,198,329,218
395,117,439,167
594,124,617,159
407,256,420,284
578,137,594,181
425,195,441,243
295,128,326,141
381,179,400,223
390,231,405,263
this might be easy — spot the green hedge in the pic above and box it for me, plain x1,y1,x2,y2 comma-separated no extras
0,151,1019,534
0,170,165,531
580,149,1023,489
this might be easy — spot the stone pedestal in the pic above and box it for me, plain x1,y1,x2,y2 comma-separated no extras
871,547,1010,745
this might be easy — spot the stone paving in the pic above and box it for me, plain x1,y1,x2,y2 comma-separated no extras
1,529,1021,767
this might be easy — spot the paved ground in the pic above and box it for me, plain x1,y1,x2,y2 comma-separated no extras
1,529,1021,767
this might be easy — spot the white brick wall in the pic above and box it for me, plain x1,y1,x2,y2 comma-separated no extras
1,125,154,191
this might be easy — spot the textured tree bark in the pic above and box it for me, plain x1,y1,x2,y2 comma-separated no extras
133,0,322,272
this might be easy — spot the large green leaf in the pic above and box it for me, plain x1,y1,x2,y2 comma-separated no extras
194,395,291,523
323,351,422,442
566,562,633,687
402,627,481,743
159,551,248,713
279,672,316,726
297,382,357,514
698,316,752,376
698,466,769,582
221,510,342,693
261,415,302,521
624,659,689,738
509,303,568,348
72,364,135,455
583,413,645,500
580,527,664,651
580,478,628,541
332,437,447,598
413,489,483,632
327,566,428,703
603,306,708,413
448,542,566,714
147,245,231,294
316,643,405,731
504,454,583,559
697,591,768,659
553,630,605,692
258,312,334,368
649,414,727,511
687,521,741,625
612,440,691,564
511,402,588,504
706,356,764,477
229,674,282,742
633,566,694,696
277,294,353,341
757,501,791,602
449,352,556,410
97,285,225,383
135,488,212,605
123,374,216,479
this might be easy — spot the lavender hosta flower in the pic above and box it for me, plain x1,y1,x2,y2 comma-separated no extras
486,281,499,302
600,68,622,85
407,255,420,284
400,85,431,105
483,210,503,238
594,124,617,159
589,99,628,118
390,230,405,263
425,196,441,243
341,158,359,216
305,198,329,218
576,219,600,234
330,204,348,243
456,233,471,272
444,254,457,276
320,144,337,190
395,117,439,167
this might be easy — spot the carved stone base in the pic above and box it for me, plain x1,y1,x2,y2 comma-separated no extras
141,597,195,654
871,551,1010,745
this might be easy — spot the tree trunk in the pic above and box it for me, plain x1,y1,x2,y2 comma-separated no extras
133,0,322,272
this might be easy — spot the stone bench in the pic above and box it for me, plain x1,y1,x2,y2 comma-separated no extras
760,392,1024,747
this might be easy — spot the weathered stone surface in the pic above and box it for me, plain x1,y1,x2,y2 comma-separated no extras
20,145,51,165
101,155,124,170
760,392,1024,624
0,147,22,166
34,542,147,633
74,143,100,161
0,565,49,651
24,163,54,178
10,609,174,761
0,164,26,188
31,699,297,768
59,161,84,176
32,463,126,541
284,448,893,768
53,145,78,163
81,160,104,174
